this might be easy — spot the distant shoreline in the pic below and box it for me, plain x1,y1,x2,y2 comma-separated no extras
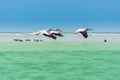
0,32,120,36
0,33,120,42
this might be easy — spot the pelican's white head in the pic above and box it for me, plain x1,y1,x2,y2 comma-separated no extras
35,31,41,35
74,28,85,34
74,31,79,34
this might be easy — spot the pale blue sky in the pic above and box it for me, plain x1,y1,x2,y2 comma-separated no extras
0,0,120,32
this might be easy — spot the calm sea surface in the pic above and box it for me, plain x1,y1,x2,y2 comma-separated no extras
0,42,120,80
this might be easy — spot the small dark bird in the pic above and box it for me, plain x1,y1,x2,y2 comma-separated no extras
104,39,107,42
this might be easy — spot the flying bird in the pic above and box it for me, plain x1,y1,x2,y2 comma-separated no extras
35,29,57,39
74,28,92,38
35,28,63,40
48,28,63,37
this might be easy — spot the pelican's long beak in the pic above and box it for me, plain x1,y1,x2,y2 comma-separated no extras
56,29,62,32
35,32,41,35
87,28,93,31
74,32,78,34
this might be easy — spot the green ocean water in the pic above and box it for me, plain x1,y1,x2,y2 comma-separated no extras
0,41,120,80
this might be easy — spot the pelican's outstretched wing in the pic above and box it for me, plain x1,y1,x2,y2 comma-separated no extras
35,28,63,40
49,28,63,37
75,28,92,38
80,31,88,38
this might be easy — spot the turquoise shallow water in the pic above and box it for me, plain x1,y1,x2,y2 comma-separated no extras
0,42,120,80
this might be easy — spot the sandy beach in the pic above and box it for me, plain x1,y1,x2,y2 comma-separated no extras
0,33,120,42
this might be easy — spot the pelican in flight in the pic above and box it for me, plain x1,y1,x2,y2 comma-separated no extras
48,28,63,37
74,28,92,38
35,28,63,40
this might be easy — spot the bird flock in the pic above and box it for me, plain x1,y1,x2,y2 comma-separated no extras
13,28,93,42
35,28,92,40
35,28,64,40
